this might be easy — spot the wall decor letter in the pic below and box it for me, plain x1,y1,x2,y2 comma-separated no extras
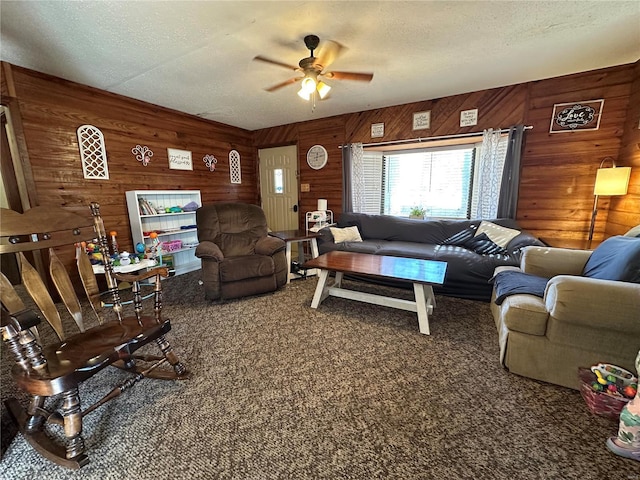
229,150,241,184
167,148,193,170
132,145,153,166
77,125,109,179
203,154,218,172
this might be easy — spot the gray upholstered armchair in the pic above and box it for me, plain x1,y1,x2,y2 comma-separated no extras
195,202,287,300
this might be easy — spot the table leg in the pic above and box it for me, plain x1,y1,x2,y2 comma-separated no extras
334,271,343,289
310,269,331,308
285,241,293,284
413,283,435,335
310,238,319,258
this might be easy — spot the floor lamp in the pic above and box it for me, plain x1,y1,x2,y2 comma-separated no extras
588,157,631,242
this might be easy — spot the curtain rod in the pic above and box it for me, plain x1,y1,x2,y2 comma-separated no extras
339,125,533,149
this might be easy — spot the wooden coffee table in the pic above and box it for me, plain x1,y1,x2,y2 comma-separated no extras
303,251,447,335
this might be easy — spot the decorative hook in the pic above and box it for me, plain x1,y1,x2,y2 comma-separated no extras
132,145,153,166
203,154,218,172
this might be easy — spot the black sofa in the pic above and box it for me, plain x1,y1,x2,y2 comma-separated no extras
316,212,544,301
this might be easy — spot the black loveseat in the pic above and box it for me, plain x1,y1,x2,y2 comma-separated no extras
316,212,543,301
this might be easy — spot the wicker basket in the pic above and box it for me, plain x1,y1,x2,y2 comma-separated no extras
578,367,633,420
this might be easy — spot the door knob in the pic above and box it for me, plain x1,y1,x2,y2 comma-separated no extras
293,204,298,213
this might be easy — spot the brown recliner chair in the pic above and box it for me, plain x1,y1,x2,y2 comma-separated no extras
195,202,287,300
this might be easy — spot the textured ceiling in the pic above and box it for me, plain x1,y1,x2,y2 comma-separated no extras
1,1,639,131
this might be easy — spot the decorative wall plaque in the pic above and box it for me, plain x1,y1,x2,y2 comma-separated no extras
203,154,218,172
413,111,431,130
549,99,604,133
167,148,193,170
229,150,241,184
77,125,109,179
460,109,478,127
371,123,384,138
132,145,153,166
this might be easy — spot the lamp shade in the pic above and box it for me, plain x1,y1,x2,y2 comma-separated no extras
594,167,631,196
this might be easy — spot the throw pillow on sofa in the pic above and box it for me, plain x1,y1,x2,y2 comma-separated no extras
582,236,640,283
462,233,507,255
475,221,521,248
442,224,478,245
330,226,363,243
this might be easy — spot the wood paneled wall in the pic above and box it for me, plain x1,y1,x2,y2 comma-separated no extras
2,60,639,255
2,64,256,255
519,65,636,239
607,60,640,236
254,63,639,239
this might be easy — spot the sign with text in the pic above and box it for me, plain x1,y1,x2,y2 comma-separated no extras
460,109,478,127
167,148,193,170
371,122,385,138
550,99,604,133
413,111,431,130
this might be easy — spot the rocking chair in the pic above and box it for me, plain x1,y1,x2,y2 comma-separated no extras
0,203,188,469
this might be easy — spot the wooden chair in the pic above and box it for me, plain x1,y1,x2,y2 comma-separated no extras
0,203,188,469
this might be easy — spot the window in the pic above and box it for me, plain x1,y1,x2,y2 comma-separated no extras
383,146,475,218
359,138,508,219
273,168,284,194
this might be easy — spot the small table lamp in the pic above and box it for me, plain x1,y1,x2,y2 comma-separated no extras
588,158,631,242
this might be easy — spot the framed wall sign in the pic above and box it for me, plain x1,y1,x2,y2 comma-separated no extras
413,111,431,130
549,99,604,133
371,123,384,138
167,148,193,170
460,109,478,127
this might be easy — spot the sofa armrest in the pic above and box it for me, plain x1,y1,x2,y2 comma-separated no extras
545,275,640,331
255,236,285,256
195,241,224,261
521,246,591,277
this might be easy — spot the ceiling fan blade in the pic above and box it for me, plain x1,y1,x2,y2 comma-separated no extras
324,71,374,82
253,55,299,71
315,40,344,70
264,77,301,92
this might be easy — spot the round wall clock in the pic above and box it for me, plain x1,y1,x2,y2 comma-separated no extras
307,144,328,170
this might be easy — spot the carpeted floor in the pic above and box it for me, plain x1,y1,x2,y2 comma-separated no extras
1,271,637,479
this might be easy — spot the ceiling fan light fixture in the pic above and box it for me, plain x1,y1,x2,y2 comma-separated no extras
317,81,331,99
300,76,317,95
297,87,311,101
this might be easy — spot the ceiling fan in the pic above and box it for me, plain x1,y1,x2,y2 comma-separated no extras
253,34,374,104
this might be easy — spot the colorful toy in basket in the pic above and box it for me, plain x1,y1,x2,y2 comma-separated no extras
590,364,637,399
607,351,640,462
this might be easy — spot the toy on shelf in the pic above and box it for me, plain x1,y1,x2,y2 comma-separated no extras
607,352,640,462
119,251,131,266
84,241,104,265
109,230,119,258
149,232,162,265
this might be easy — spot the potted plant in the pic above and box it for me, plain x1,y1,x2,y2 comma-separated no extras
409,206,426,219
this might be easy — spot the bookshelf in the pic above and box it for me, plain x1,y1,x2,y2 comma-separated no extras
125,190,202,276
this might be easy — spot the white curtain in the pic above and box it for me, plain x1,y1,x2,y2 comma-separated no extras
350,143,365,213
471,129,505,219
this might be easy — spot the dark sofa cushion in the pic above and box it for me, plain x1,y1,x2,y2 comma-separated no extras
582,236,640,283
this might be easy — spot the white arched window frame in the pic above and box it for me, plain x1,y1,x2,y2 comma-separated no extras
77,125,109,179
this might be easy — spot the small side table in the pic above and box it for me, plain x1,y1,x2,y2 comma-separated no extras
539,238,602,250
269,230,321,283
